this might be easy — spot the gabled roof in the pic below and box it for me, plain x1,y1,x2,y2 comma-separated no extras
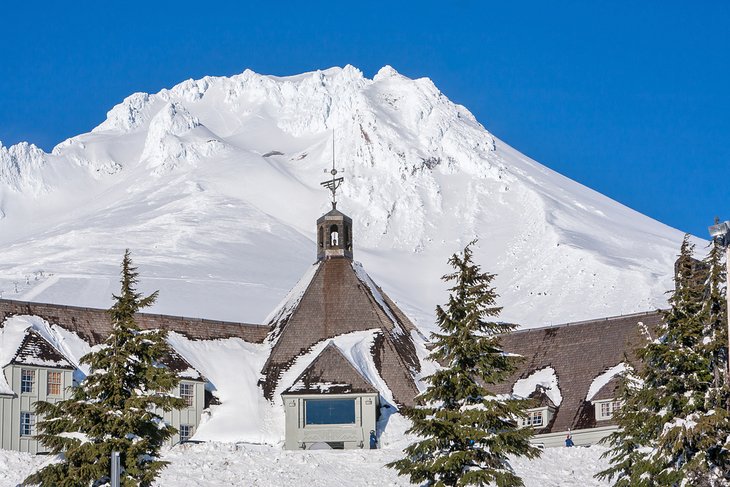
526,385,557,409
11,329,75,370
0,321,76,395
261,258,421,405
494,311,662,433
283,342,378,395
591,377,621,402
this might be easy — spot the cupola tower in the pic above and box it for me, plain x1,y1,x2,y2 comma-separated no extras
317,141,352,260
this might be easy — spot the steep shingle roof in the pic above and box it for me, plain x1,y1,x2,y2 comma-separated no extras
494,311,661,433
261,258,421,405
283,342,378,395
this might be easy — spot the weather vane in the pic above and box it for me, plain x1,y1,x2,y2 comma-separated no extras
320,130,344,208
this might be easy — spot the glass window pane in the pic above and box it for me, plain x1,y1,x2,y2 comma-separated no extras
21,369,35,393
47,371,62,395
20,412,34,436
180,383,194,407
305,399,356,425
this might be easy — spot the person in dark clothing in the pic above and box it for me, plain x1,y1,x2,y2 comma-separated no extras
369,430,377,449
565,434,574,447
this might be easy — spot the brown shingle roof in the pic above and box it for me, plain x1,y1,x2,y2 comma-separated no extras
494,311,661,433
11,329,75,369
261,258,421,405
283,342,378,395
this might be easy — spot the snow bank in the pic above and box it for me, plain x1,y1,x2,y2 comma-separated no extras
3,438,615,487
166,332,274,444
512,366,562,406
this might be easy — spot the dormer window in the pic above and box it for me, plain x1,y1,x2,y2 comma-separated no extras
595,400,622,420
520,409,544,427
519,406,554,428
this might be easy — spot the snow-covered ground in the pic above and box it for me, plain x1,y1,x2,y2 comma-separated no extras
0,429,614,487
0,65,695,333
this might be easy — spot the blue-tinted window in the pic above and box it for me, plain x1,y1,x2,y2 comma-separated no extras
305,399,356,425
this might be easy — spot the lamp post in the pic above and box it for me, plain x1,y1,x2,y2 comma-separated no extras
708,220,730,381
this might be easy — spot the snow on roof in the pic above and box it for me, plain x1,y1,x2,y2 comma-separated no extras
284,342,378,395
512,366,562,407
261,261,320,338
352,261,404,335
0,315,80,394
277,329,395,407
166,332,276,444
586,363,628,402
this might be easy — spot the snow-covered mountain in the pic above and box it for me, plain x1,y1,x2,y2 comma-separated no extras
0,65,690,331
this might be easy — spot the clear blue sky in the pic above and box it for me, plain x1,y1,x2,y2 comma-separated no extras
1,1,727,239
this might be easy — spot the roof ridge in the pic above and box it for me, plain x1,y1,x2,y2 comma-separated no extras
507,310,663,335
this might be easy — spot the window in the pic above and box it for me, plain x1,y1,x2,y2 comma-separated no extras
180,383,194,407
47,371,62,395
520,410,544,428
597,400,622,420
179,424,193,442
20,412,35,436
305,399,356,425
21,369,35,393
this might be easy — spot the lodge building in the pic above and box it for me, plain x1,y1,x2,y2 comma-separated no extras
0,200,659,452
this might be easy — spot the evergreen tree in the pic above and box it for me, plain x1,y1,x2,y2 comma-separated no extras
388,241,540,487
598,235,730,486
25,250,187,487
684,236,730,485
595,360,661,487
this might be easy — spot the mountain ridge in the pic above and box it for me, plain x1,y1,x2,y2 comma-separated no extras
0,65,690,331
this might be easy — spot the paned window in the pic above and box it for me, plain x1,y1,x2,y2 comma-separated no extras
21,369,35,393
305,399,356,425
598,400,622,419
20,412,35,436
180,383,194,407
520,410,544,427
47,371,62,395
179,424,193,442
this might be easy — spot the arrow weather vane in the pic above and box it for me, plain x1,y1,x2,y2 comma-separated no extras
320,130,344,208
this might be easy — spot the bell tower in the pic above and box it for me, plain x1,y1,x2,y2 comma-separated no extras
317,134,353,260
317,204,353,260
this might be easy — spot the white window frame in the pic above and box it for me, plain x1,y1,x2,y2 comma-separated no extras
179,424,193,442
20,412,35,436
20,369,35,394
180,382,194,407
520,408,547,428
47,370,62,396
595,399,622,420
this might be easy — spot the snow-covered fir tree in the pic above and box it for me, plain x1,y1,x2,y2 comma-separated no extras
595,359,660,487
598,235,730,486
388,241,540,487
25,250,187,487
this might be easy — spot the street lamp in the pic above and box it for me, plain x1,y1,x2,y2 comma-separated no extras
708,220,730,381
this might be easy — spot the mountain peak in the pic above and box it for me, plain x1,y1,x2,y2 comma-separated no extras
373,65,401,81
0,66,688,330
